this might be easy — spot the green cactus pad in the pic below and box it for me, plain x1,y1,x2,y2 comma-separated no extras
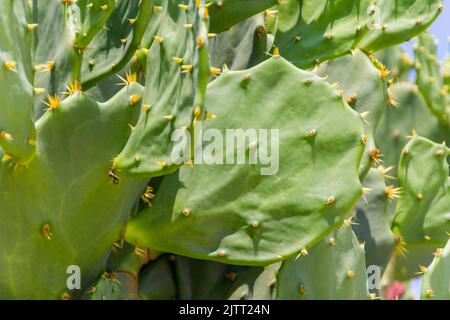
415,32,449,126
0,0,36,163
174,256,247,299
0,84,148,299
421,239,450,300
208,0,277,34
226,263,281,300
124,56,365,266
81,0,154,89
276,223,370,300
210,14,268,71
138,255,178,300
352,168,396,275
375,46,414,82
88,242,151,300
274,0,372,69
360,0,443,52
88,272,141,300
113,0,210,177
444,54,450,87
391,136,449,246
376,82,444,172
317,50,388,178
393,243,437,281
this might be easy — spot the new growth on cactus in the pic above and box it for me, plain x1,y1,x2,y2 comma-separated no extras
0,0,448,302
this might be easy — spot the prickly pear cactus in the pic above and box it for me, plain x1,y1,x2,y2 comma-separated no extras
0,0,448,301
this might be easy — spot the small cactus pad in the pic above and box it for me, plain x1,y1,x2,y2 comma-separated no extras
360,0,443,52
391,136,449,246
276,223,370,300
352,168,396,275
421,239,450,300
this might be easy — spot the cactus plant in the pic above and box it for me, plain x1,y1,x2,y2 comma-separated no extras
276,222,370,300
0,0,448,301
316,49,389,178
352,168,396,275
421,239,450,299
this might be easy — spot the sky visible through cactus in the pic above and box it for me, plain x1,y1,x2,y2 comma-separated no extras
429,0,450,59
403,1,449,60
